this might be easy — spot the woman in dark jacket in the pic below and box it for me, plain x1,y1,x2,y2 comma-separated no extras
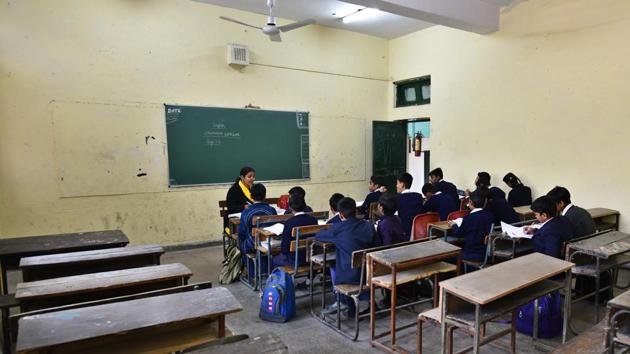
225,166,256,217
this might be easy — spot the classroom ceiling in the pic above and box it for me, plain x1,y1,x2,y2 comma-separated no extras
192,0,524,39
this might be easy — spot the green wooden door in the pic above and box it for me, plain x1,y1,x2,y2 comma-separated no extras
372,121,407,193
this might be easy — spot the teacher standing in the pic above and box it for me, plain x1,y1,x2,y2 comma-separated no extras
226,166,256,216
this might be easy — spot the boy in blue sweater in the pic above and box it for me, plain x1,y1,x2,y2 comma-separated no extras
449,189,494,262
283,186,314,214
473,172,519,225
376,193,406,245
429,167,460,204
358,175,385,216
421,183,458,221
316,197,377,316
272,195,318,268
238,183,277,254
396,172,424,238
326,193,344,224
524,196,574,259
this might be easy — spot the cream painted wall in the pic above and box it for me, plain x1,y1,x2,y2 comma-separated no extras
388,0,630,230
0,0,388,243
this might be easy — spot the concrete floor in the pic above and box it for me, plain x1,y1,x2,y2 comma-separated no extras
159,246,613,354
4,246,611,353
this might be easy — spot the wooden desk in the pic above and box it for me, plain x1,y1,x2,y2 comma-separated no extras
184,333,288,354
588,208,620,231
19,244,164,282
16,263,192,311
488,231,534,263
0,230,129,294
0,230,128,354
514,205,535,221
567,231,630,324
368,240,461,353
439,253,574,354
606,290,630,352
15,287,242,354
427,221,452,239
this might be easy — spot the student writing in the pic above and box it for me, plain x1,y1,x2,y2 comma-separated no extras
523,196,574,258
449,189,494,263
421,182,458,221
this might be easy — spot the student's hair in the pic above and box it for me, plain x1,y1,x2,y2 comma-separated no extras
421,183,436,196
329,193,345,212
429,167,443,179
370,175,385,187
378,193,398,216
288,186,306,198
547,186,572,205
289,195,306,212
397,172,413,189
476,172,491,188
502,172,523,187
531,196,558,217
237,166,255,182
469,189,488,209
337,197,357,219
250,183,266,201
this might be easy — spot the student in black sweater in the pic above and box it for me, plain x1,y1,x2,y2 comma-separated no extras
546,186,596,238
428,167,459,204
358,175,385,216
502,172,532,207
224,166,256,228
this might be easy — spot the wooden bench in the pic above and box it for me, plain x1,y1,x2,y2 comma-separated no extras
15,286,241,354
183,332,288,354
19,244,164,282
15,263,192,311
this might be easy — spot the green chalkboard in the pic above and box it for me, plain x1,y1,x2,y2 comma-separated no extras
372,121,407,193
165,105,309,186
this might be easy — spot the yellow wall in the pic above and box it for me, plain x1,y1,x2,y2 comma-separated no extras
0,0,388,244
388,0,630,230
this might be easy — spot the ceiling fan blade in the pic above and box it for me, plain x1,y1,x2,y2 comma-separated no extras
278,19,315,32
219,16,261,30
269,33,282,42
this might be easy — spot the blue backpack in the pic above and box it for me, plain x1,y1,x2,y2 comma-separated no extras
259,268,295,322
516,291,562,338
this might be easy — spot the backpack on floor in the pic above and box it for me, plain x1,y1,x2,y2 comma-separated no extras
516,291,562,339
219,243,242,284
259,268,295,323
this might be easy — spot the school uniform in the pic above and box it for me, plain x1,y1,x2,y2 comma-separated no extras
377,215,406,245
562,203,596,238
315,217,377,285
397,190,424,238
358,190,382,216
225,181,254,227
435,180,460,204
484,188,520,225
237,202,277,254
422,192,459,221
531,216,574,258
272,212,318,268
327,213,342,224
452,208,494,261
507,184,532,207
284,205,313,214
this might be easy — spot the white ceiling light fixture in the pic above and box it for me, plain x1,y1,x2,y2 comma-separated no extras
341,8,383,24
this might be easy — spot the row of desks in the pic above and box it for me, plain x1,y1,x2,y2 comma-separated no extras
0,230,244,354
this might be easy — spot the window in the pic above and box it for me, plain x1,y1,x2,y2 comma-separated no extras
395,76,430,107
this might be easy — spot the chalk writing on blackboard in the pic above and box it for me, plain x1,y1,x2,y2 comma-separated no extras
300,135,309,163
201,131,242,139
296,112,309,129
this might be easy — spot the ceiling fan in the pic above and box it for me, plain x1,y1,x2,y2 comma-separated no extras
219,0,316,42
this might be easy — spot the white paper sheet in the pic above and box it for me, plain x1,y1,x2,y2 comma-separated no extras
500,221,533,239
452,218,463,227
264,223,285,235
259,239,281,252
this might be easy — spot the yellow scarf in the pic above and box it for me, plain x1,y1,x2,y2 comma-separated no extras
239,180,253,203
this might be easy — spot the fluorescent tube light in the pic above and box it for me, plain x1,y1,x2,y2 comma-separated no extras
342,8,382,24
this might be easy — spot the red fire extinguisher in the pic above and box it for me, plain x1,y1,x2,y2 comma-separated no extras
414,131,423,156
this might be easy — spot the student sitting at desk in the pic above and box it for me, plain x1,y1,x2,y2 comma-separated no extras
272,195,318,268
316,197,377,316
225,166,256,229
421,183,458,221
396,172,424,238
237,183,276,275
503,172,532,207
449,189,494,263
358,175,385,216
327,193,344,224
283,186,314,214
376,193,405,245
429,167,460,204
546,186,596,238
472,172,519,225
524,196,574,259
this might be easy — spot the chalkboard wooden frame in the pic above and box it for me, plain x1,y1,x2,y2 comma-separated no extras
164,104,310,187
